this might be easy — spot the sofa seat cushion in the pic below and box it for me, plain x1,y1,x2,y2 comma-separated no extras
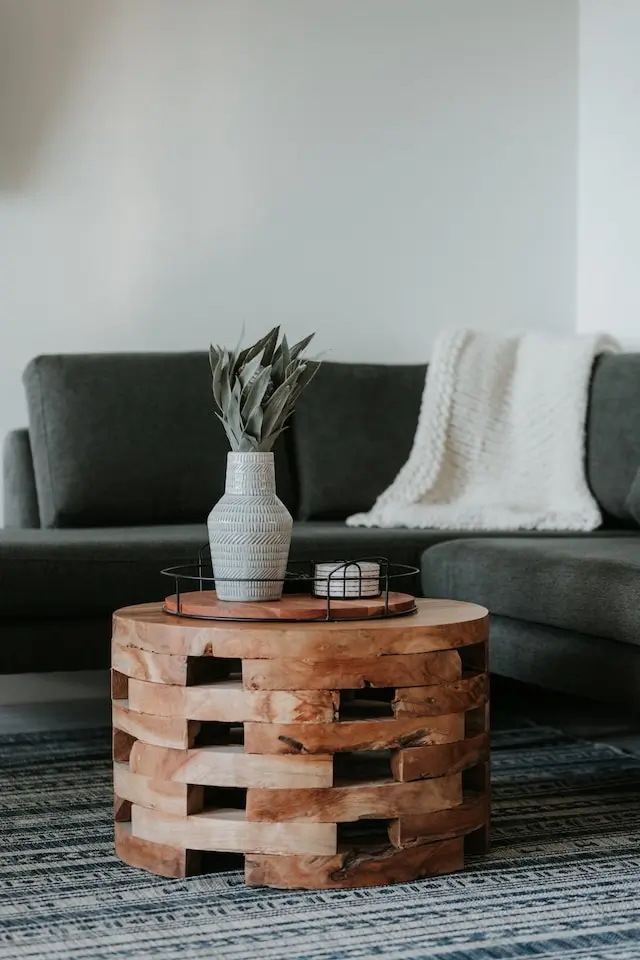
0,525,208,617
421,536,640,647
1,524,637,621
0,523,535,618
0,523,446,618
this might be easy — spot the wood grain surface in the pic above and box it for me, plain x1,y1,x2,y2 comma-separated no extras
127,678,339,724
113,701,201,750
391,732,489,782
243,713,465,755
114,821,199,878
131,806,338,857
129,742,333,788
245,837,464,889
388,794,488,846
242,649,462,691
392,674,488,717
113,600,488,660
246,774,462,822
113,762,204,816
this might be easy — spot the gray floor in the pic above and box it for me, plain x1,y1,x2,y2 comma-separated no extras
1,670,639,755
0,670,111,733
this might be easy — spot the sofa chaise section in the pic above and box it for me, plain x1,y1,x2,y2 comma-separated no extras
422,537,640,709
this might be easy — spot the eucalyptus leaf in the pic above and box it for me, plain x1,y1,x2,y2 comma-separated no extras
229,378,243,439
281,335,291,375
241,364,272,421
258,423,289,451
215,412,240,449
287,361,319,403
238,349,265,393
209,326,317,451
229,324,246,378
219,351,232,413
271,351,284,387
261,326,280,366
235,340,261,373
209,344,219,374
289,332,315,361
233,328,270,378
238,434,260,453
210,348,230,410
261,369,300,439
245,404,264,445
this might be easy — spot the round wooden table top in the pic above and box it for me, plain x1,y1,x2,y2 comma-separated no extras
113,597,488,661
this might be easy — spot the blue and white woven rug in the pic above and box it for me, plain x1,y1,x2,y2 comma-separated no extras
1,725,640,960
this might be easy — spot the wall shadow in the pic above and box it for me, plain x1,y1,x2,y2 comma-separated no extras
0,0,106,189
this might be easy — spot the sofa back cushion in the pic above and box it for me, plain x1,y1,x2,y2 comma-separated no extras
587,352,640,523
23,353,295,528
292,361,426,520
293,352,640,526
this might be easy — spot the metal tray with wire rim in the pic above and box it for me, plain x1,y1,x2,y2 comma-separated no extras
161,554,419,623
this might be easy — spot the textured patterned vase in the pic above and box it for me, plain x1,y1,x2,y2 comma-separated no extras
207,452,293,602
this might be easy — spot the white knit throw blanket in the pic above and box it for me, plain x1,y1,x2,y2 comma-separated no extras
348,329,619,532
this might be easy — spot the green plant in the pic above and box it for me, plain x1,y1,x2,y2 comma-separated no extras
209,326,318,452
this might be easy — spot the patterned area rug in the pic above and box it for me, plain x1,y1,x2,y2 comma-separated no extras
1,725,640,960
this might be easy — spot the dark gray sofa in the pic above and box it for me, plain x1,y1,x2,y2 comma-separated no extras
2,351,640,708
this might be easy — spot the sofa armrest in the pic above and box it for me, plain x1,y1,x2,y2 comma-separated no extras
3,429,40,528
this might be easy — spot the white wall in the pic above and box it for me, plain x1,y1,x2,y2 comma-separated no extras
577,0,640,343
0,0,578,458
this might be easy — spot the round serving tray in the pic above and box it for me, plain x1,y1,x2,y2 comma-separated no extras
164,590,417,623
160,556,419,622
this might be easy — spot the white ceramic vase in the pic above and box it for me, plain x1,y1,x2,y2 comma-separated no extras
207,452,293,602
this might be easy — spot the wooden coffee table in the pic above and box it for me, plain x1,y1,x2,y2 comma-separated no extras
111,597,490,889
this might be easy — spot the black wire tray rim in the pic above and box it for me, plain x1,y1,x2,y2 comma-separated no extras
161,559,419,585
161,556,418,623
